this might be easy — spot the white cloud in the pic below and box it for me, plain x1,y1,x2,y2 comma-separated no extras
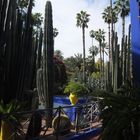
33,0,130,59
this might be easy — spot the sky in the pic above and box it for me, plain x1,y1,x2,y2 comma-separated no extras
33,0,130,59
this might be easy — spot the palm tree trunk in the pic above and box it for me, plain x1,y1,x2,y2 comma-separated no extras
113,23,116,33
122,16,125,40
91,38,95,72
99,41,102,87
103,45,105,89
108,23,111,78
82,26,86,84
110,0,113,53
110,0,114,88
108,23,111,62
122,16,125,84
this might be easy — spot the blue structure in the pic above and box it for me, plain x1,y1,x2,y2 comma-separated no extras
130,0,140,87
53,96,86,121
66,128,101,140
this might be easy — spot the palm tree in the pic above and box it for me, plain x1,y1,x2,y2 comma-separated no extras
74,53,83,71
89,45,99,57
89,30,96,72
92,29,105,85
89,30,95,47
114,0,130,39
114,0,130,84
32,13,43,29
89,45,99,72
102,6,118,63
76,10,90,83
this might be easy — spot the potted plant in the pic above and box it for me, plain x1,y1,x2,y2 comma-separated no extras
0,100,22,140
64,81,87,105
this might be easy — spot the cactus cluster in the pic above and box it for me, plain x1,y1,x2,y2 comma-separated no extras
107,24,132,93
0,0,43,105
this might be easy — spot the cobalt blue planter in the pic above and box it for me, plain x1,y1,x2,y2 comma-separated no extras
66,127,101,140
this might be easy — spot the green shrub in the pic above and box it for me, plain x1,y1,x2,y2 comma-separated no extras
64,81,87,96
99,93,140,140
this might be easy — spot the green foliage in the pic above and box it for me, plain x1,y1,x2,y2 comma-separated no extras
99,92,140,140
91,72,101,79
76,11,90,28
91,89,107,96
114,0,130,18
64,81,87,96
0,100,21,114
32,13,43,28
0,100,23,131
102,6,118,24
54,56,67,95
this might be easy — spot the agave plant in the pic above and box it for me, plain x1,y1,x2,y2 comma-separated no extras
0,100,22,140
99,91,140,140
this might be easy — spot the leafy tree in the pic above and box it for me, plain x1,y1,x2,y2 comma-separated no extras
64,54,83,82
53,56,67,95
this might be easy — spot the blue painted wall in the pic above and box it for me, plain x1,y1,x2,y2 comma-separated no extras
53,96,86,121
130,0,140,87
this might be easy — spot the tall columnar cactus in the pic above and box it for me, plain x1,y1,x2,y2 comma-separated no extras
108,24,132,93
126,25,132,84
43,0,54,126
37,28,43,69
124,36,128,83
36,68,45,105
113,32,119,93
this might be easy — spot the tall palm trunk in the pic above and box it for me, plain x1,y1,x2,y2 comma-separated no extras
110,0,114,57
102,44,105,88
108,23,111,63
99,41,102,85
122,16,125,84
110,0,114,88
113,23,116,33
82,26,86,84
122,16,125,40
91,38,95,72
